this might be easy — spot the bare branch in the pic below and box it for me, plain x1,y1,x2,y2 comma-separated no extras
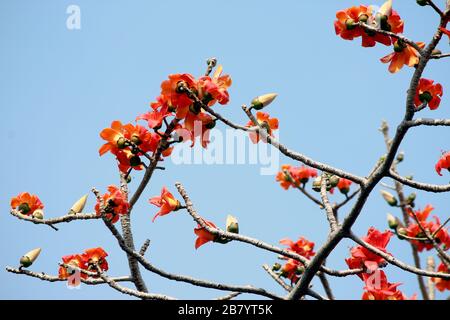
320,174,338,231
389,170,450,193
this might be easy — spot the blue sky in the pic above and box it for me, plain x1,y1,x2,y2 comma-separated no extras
1,0,449,300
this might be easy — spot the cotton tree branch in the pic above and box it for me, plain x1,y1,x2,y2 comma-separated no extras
5,266,132,285
347,232,450,279
117,174,148,293
139,239,151,256
320,174,338,231
427,256,436,300
262,264,292,292
96,267,175,300
430,53,450,59
215,292,242,300
318,272,335,300
424,0,445,17
406,118,450,127
9,209,99,231
381,121,430,300
388,170,450,193
128,118,180,210
98,209,284,300
333,188,361,210
175,181,362,278
285,20,447,299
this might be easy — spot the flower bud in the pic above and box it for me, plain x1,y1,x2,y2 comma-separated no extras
416,0,428,6
396,227,408,239
226,215,239,234
20,248,42,268
396,152,404,163
312,177,322,192
18,203,30,215
126,175,132,184
419,91,432,103
405,175,413,180
117,137,127,149
380,190,398,206
379,0,393,16
130,155,142,167
130,135,142,145
272,263,282,272
407,193,416,204
387,213,399,230
69,194,88,215
296,266,305,275
329,175,340,188
250,93,278,110
345,18,357,30
432,49,442,56
32,209,44,220
358,13,369,23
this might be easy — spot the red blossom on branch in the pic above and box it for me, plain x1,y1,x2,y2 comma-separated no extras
414,78,443,110
10,192,44,217
435,151,450,176
95,185,130,223
149,187,181,222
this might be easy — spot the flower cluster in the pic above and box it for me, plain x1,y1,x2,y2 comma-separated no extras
346,227,392,274
276,165,318,189
362,270,413,300
58,247,109,286
404,205,450,252
277,237,315,283
95,185,130,223
10,192,44,217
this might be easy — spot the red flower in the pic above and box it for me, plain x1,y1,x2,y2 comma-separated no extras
433,263,450,292
380,41,425,74
197,65,232,106
194,220,217,249
407,205,434,222
99,121,158,173
246,112,279,144
280,259,302,283
346,227,392,274
436,151,450,176
136,96,172,129
83,247,109,274
362,270,412,300
334,4,403,47
414,78,443,110
182,111,215,148
406,215,450,252
95,185,130,223
280,237,316,260
337,178,352,195
10,192,44,216
149,187,181,222
58,254,88,281
160,73,197,120
276,165,317,189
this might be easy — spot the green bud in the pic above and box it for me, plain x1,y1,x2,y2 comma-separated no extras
396,152,404,163
358,14,369,23
329,175,340,188
32,209,44,220
226,215,239,234
129,155,141,167
345,18,356,30
272,263,282,272
312,177,322,192
387,213,399,230
20,248,42,268
117,137,127,149
381,190,398,207
18,203,30,215
397,227,408,239
251,93,278,110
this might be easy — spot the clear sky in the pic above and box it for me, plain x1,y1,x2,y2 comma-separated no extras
1,0,449,300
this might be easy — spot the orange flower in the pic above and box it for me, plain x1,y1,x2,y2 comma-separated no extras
182,112,215,148
432,262,450,292
407,204,434,222
362,270,411,300
83,247,109,274
246,112,279,144
99,120,128,156
334,4,403,47
337,178,352,195
160,73,197,120
10,192,44,216
346,227,392,275
436,151,450,176
276,165,317,189
149,187,181,222
280,237,316,260
414,78,443,110
380,41,425,73
197,65,232,106
95,185,130,223
136,95,172,129
280,259,302,283
58,254,88,281
194,220,217,249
